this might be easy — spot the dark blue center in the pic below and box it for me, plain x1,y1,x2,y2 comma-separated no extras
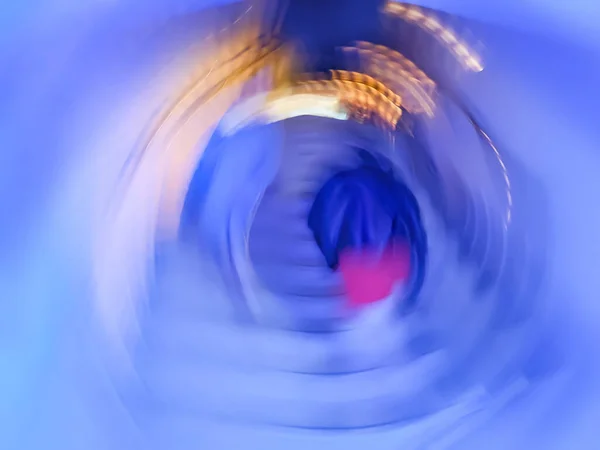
307,151,428,309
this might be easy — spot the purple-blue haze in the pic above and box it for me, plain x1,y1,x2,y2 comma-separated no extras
1,1,600,449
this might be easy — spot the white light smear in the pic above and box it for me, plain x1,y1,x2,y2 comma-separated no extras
221,92,348,136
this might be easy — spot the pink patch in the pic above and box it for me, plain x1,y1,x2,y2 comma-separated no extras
339,241,411,308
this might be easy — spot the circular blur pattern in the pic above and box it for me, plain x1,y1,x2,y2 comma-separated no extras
118,2,571,446
6,1,598,450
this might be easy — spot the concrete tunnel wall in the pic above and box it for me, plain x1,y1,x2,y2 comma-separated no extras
1,0,599,448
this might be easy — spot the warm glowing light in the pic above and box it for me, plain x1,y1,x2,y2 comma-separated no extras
383,2,484,72
292,72,403,129
221,93,348,135
344,42,436,116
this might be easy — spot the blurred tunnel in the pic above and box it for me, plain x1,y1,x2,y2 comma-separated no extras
2,0,600,449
